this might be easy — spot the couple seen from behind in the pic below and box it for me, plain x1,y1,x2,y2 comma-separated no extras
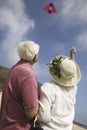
0,40,81,130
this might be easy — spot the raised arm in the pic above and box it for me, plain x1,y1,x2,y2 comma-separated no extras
70,48,76,61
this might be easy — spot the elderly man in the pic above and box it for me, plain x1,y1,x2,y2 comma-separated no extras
0,41,40,130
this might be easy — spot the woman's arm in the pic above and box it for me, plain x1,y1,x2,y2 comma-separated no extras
70,48,76,61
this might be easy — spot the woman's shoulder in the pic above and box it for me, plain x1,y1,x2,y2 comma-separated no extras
40,80,60,94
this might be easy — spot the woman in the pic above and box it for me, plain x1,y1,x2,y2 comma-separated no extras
37,48,81,130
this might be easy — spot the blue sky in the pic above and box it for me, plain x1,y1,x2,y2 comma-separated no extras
0,0,87,125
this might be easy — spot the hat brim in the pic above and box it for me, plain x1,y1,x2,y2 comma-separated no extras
49,55,81,87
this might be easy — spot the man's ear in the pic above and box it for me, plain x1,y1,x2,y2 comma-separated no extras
33,54,38,62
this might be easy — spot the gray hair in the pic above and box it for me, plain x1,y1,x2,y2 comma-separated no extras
18,41,40,61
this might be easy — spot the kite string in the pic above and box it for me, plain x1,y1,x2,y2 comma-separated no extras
58,11,81,52
59,17,80,52
56,3,77,51
62,26,81,51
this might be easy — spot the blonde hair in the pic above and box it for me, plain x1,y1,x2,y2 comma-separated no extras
18,41,40,61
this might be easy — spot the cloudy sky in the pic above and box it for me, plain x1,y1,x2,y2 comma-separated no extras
0,0,87,125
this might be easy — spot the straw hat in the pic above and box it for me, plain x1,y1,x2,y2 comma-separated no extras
18,41,40,61
49,56,81,87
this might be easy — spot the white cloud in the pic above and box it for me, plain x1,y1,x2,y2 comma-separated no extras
60,0,87,50
76,31,87,50
0,0,35,67
33,62,51,83
75,71,87,125
61,0,87,26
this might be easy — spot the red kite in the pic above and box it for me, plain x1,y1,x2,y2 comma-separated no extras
43,3,57,14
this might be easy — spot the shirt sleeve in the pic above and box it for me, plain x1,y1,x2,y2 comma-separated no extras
37,84,52,123
20,73,38,113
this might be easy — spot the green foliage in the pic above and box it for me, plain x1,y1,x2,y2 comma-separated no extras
0,66,9,91
50,56,62,78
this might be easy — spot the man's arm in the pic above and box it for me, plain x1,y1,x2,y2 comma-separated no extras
25,105,38,120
